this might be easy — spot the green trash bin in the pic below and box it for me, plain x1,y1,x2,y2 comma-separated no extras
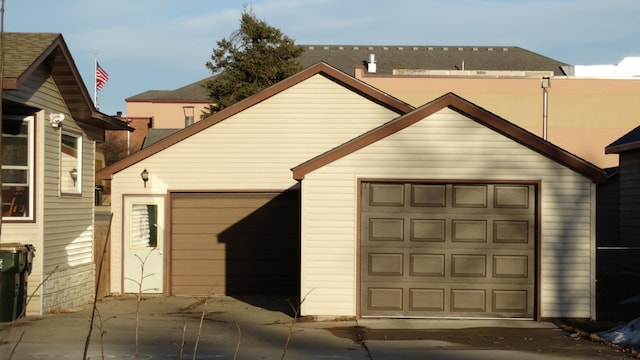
0,243,27,322
16,244,35,319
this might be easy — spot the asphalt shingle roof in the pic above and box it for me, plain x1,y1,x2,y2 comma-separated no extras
2,32,60,80
298,45,569,76
2,32,131,131
127,44,569,102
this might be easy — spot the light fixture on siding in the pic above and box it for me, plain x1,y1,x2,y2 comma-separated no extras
50,113,64,128
141,169,149,188
183,106,195,127
70,168,78,186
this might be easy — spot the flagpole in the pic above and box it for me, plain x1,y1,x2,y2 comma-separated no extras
94,54,98,110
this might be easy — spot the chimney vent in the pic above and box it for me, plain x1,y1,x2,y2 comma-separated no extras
367,54,377,73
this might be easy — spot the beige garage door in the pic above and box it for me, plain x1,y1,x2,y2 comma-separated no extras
170,191,299,296
361,182,535,318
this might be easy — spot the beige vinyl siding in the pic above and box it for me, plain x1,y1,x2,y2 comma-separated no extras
109,74,402,294
300,108,596,319
3,67,97,312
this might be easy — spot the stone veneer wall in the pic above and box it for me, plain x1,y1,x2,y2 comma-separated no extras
41,263,95,313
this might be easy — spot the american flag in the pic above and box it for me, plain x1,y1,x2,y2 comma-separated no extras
96,62,110,91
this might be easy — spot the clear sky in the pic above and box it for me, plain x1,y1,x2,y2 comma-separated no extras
6,0,640,115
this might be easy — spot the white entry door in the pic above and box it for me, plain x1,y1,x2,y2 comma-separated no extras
124,196,164,293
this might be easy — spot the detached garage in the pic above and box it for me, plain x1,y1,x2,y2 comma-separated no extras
293,93,605,320
96,62,414,298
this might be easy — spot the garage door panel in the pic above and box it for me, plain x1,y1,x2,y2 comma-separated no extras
361,182,535,318
494,185,531,209
369,183,405,206
410,219,446,242
368,253,404,276
173,249,225,260
453,185,488,208
171,236,223,250
171,191,299,296
369,218,404,241
494,220,531,243
411,184,446,207
452,220,487,243
368,287,404,310
173,259,226,276
451,289,487,312
172,195,273,209
410,254,446,276
493,255,529,278
451,254,487,277
493,289,529,313
172,223,227,235
409,288,445,311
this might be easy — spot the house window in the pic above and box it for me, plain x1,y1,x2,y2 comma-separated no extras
60,131,82,194
2,116,34,219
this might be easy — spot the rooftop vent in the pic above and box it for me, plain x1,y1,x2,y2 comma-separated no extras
367,54,377,73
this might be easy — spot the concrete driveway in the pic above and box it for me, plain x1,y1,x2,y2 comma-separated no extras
0,295,633,359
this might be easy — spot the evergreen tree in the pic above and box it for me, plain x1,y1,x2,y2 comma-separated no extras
203,9,304,116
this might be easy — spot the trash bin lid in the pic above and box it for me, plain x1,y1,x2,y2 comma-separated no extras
0,243,27,252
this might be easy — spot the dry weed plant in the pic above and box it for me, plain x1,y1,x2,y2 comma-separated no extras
281,289,313,360
126,248,158,360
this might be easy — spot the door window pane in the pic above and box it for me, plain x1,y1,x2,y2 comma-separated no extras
130,204,158,248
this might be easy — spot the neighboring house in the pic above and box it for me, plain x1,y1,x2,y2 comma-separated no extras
97,63,604,320
123,46,566,130
121,45,640,169
119,45,569,158
1,33,130,314
604,128,640,275
597,129,640,319
125,76,215,128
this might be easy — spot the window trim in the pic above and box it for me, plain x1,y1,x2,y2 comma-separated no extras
2,115,35,222
60,130,83,195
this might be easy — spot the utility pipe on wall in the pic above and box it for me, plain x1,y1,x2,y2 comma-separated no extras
542,76,550,140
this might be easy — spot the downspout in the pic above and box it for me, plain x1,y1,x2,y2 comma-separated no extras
542,76,550,140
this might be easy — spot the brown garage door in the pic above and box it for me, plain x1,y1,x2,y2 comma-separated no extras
361,182,535,318
170,191,299,296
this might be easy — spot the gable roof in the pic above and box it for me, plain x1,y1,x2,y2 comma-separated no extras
605,125,640,154
292,92,606,183
97,62,414,180
2,32,130,131
126,76,217,102
125,44,568,102
142,128,181,148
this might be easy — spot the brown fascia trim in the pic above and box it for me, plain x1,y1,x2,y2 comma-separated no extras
316,64,414,114
605,142,640,154
2,78,19,90
126,99,212,104
97,62,414,180
292,94,450,180
449,95,606,183
293,93,606,183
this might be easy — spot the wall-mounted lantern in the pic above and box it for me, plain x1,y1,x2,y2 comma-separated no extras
141,169,149,188
70,168,78,186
